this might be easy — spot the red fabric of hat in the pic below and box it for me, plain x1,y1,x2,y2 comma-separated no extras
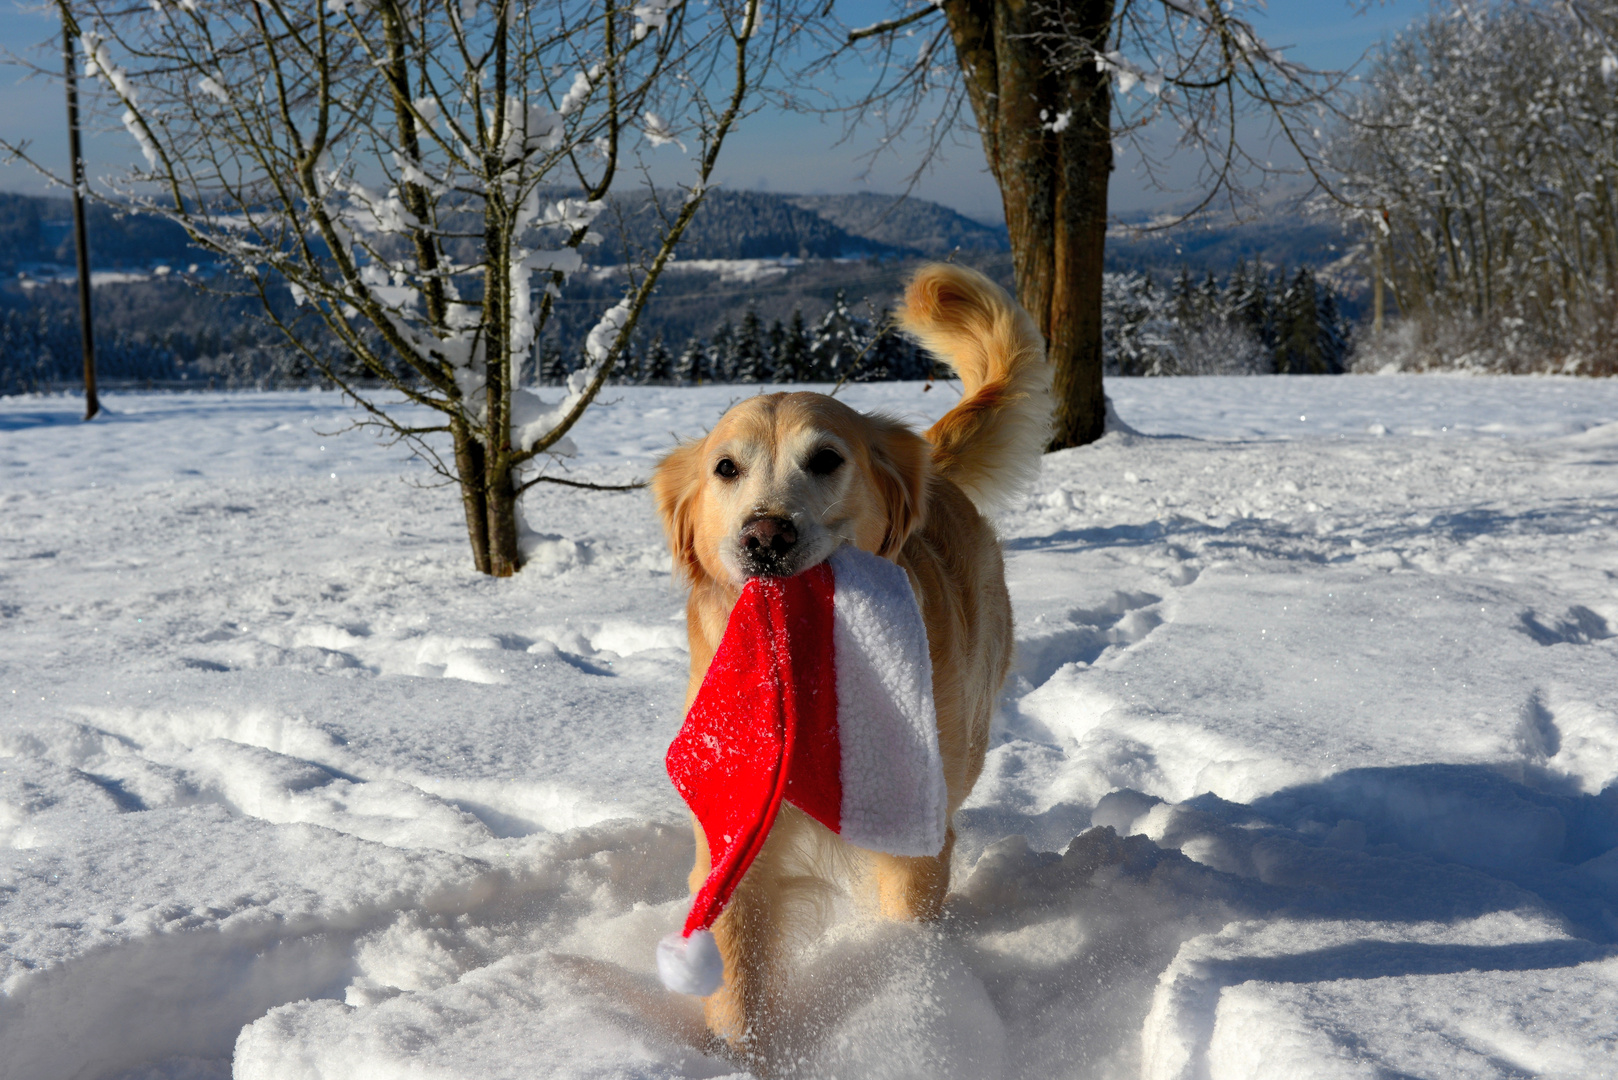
668,562,841,936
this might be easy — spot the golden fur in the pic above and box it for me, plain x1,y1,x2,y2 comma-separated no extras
650,263,1052,1063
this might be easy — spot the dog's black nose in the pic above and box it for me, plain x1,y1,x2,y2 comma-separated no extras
740,516,797,563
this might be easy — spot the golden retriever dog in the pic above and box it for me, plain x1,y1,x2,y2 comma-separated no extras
651,263,1052,1062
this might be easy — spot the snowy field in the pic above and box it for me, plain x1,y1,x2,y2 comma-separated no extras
3,374,1618,1080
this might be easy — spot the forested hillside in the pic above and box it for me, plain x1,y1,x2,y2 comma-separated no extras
0,193,195,270
0,188,1356,394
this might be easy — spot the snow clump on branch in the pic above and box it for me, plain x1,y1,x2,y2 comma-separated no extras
632,0,682,41
82,33,159,169
559,66,602,116
497,197,612,454
197,75,230,104
505,295,632,454
498,97,564,163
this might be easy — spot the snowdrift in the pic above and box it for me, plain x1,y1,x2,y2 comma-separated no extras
2,375,1616,1079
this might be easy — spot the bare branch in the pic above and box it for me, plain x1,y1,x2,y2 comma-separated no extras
515,474,648,494
847,6,941,44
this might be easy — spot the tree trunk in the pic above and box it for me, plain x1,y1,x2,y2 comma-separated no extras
452,417,493,575
450,417,522,577
485,464,521,577
454,10,522,579
944,0,1114,451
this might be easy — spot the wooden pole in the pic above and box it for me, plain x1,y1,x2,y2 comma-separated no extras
61,5,98,420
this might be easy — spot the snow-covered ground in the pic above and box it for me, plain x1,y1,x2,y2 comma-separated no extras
3,374,1617,1080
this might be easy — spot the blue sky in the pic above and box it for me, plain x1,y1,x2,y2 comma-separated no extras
0,1,1431,221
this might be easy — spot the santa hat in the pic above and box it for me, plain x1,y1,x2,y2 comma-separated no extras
656,545,947,996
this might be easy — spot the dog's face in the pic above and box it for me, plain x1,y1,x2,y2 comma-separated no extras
653,392,929,587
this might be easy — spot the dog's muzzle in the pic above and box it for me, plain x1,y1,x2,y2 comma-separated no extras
738,515,799,576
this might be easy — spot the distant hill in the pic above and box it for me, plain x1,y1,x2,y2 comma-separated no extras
0,188,1350,277
787,193,1009,258
0,192,196,270
595,189,1007,263
596,188,911,263
0,188,946,272
1104,217,1351,279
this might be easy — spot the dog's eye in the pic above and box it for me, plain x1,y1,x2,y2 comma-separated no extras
714,458,738,479
807,448,844,476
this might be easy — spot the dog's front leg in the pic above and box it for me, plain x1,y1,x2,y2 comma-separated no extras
695,826,790,1067
871,824,954,921
686,815,711,893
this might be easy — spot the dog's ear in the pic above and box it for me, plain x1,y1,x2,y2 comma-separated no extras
652,438,706,582
867,418,931,559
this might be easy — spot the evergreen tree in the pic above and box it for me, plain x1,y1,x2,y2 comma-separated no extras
538,338,567,385
732,309,769,383
1275,267,1335,374
859,308,904,382
1198,269,1221,321
1224,261,1275,352
809,290,866,381
778,308,811,382
709,319,736,382
675,336,707,385
766,318,786,383
616,341,642,385
1315,283,1350,374
1172,266,1199,326
643,334,673,385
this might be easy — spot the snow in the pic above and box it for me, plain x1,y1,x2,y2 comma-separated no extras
592,258,801,284
19,270,169,289
2,374,1617,1080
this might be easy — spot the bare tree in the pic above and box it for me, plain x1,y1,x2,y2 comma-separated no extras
6,0,785,575
814,1,1351,448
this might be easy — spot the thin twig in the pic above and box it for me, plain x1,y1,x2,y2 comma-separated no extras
515,473,648,494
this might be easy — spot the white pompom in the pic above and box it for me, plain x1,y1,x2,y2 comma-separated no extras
657,929,723,996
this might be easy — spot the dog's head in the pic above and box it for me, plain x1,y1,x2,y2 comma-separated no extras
652,392,930,587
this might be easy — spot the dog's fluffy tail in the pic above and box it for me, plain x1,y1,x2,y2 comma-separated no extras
897,263,1053,513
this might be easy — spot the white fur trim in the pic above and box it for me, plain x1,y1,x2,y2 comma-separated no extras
657,929,723,996
829,547,949,857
